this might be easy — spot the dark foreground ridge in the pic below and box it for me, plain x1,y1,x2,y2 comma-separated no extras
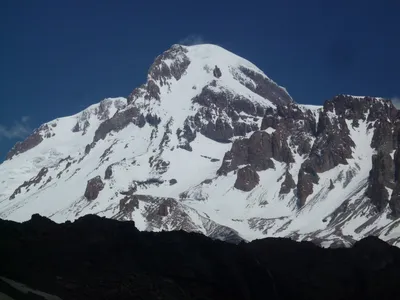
0,215,399,300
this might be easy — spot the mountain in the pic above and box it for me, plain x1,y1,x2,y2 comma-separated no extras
1,44,400,247
1,214,399,300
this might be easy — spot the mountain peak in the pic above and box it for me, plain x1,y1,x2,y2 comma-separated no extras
128,44,293,108
1,44,399,248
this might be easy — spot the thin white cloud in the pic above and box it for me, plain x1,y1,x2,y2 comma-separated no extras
178,34,205,46
21,116,30,123
392,97,400,109
0,116,32,141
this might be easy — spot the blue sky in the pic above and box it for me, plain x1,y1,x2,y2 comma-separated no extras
1,0,399,159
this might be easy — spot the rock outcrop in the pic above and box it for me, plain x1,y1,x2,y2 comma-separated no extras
279,170,296,195
93,107,141,143
127,45,191,104
213,65,222,78
104,164,114,180
9,167,49,200
297,167,319,207
233,66,293,105
218,130,293,177
234,165,260,191
367,151,394,211
84,176,105,201
6,130,43,160
390,149,400,217
115,194,139,219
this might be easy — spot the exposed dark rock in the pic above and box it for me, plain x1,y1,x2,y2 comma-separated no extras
150,61,171,87
200,155,219,162
6,130,43,160
389,184,400,218
58,155,72,165
201,117,234,143
192,84,258,116
54,161,72,180
235,66,293,105
324,95,369,121
177,143,193,151
144,197,180,224
148,44,190,84
329,179,335,190
260,114,278,130
390,149,400,217
127,45,191,106
394,149,400,183
311,115,354,173
158,199,174,217
149,157,170,174
217,138,249,175
127,84,146,105
234,165,260,191
38,176,53,190
177,123,196,150
1,215,400,300
169,179,177,185
119,185,138,196
9,167,49,200
233,122,258,136
371,120,395,152
134,178,164,187
93,107,140,143
187,82,265,145
72,119,90,135
192,85,229,109
258,97,397,207
158,121,172,150
323,95,396,124
116,195,139,219
289,105,357,206
137,113,146,128
213,65,222,78
145,80,161,100
218,130,293,176
145,113,161,127
84,176,105,201
99,143,116,162
201,178,213,185
72,122,80,132
247,131,293,169
297,167,319,207
104,164,114,180
261,104,317,156
279,170,296,195
367,151,394,211
84,144,92,155
97,99,112,120
231,98,257,115
366,98,397,122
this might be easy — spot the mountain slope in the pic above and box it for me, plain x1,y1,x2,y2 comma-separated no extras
1,44,400,246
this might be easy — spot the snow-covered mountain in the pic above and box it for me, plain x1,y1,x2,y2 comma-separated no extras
1,44,400,247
